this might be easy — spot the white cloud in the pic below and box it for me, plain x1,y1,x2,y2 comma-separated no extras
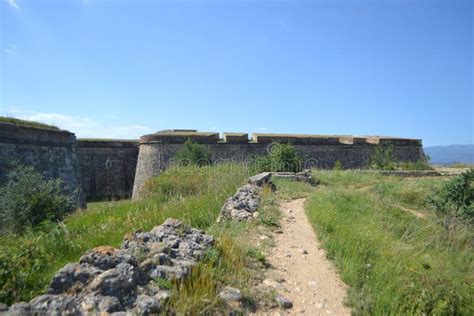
6,0,20,9
253,127,268,132
4,107,153,139
4,43,16,56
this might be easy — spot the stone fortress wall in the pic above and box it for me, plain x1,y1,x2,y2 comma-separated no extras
76,140,138,201
132,130,425,199
0,122,138,204
0,123,425,203
0,122,86,208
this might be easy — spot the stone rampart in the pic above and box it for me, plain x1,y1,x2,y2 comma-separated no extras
132,131,425,199
0,122,86,208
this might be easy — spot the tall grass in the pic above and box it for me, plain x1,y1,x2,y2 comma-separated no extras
165,182,281,314
0,163,249,305
272,178,315,200
306,171,473,314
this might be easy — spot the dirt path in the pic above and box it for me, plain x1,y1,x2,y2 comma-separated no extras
392,203,426,218
265,198,350,315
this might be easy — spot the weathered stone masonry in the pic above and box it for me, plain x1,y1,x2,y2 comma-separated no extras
0,122,86,208
0,123,138,204
76,140,138,201
0,123,425,203
132,131,425,199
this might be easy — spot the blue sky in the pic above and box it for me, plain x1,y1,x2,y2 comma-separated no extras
0,0,472,146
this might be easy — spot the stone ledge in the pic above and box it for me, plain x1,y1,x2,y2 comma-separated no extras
140,131,219,144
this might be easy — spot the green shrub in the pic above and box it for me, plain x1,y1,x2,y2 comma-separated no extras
368,144,396,170
255,142,302,173
174,140,212,166
427,169,474,230
333,160,344,170
0,165,76,235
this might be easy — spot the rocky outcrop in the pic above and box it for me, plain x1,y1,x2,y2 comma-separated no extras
217,172,276,223
3,219,214,315
217,184,262,222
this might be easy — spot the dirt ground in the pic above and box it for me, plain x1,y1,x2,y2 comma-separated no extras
263,198,350,315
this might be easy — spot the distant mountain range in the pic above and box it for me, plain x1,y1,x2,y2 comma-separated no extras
423,145,474,165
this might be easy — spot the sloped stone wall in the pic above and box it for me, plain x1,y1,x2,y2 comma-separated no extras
0,122,86,208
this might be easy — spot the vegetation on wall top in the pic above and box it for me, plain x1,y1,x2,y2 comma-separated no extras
0,117,60,131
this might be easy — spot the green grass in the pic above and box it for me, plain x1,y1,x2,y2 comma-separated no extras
0,116,60,131
273,178,315,200
306,170,473,314
164,182,280,314
0,163,250,305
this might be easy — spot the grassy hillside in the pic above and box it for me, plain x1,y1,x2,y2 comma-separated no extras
0,164,250,305
305,171,473,314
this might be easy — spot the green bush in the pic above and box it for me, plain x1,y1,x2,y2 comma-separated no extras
333,160,344,170
0,165,75,235
368,144,396,170
427,169,474,230
174,139,213,167
255,142,302,173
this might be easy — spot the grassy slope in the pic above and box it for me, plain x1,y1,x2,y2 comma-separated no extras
306,171,473,314
0,164,249,305
0,117,60,130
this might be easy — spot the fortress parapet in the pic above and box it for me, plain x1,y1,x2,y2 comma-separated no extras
132,130,424,199
0,118,425,203
138,131,422,147
252,134,422,146
223,133,249,143
140,130,219,144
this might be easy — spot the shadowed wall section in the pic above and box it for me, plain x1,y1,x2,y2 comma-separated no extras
132,131,425,199
76,140,138,201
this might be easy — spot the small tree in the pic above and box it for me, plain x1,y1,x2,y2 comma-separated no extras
174,139,213,167
427,169,473,230
333,160,344,171
0,165,76,235
368,144,396,170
